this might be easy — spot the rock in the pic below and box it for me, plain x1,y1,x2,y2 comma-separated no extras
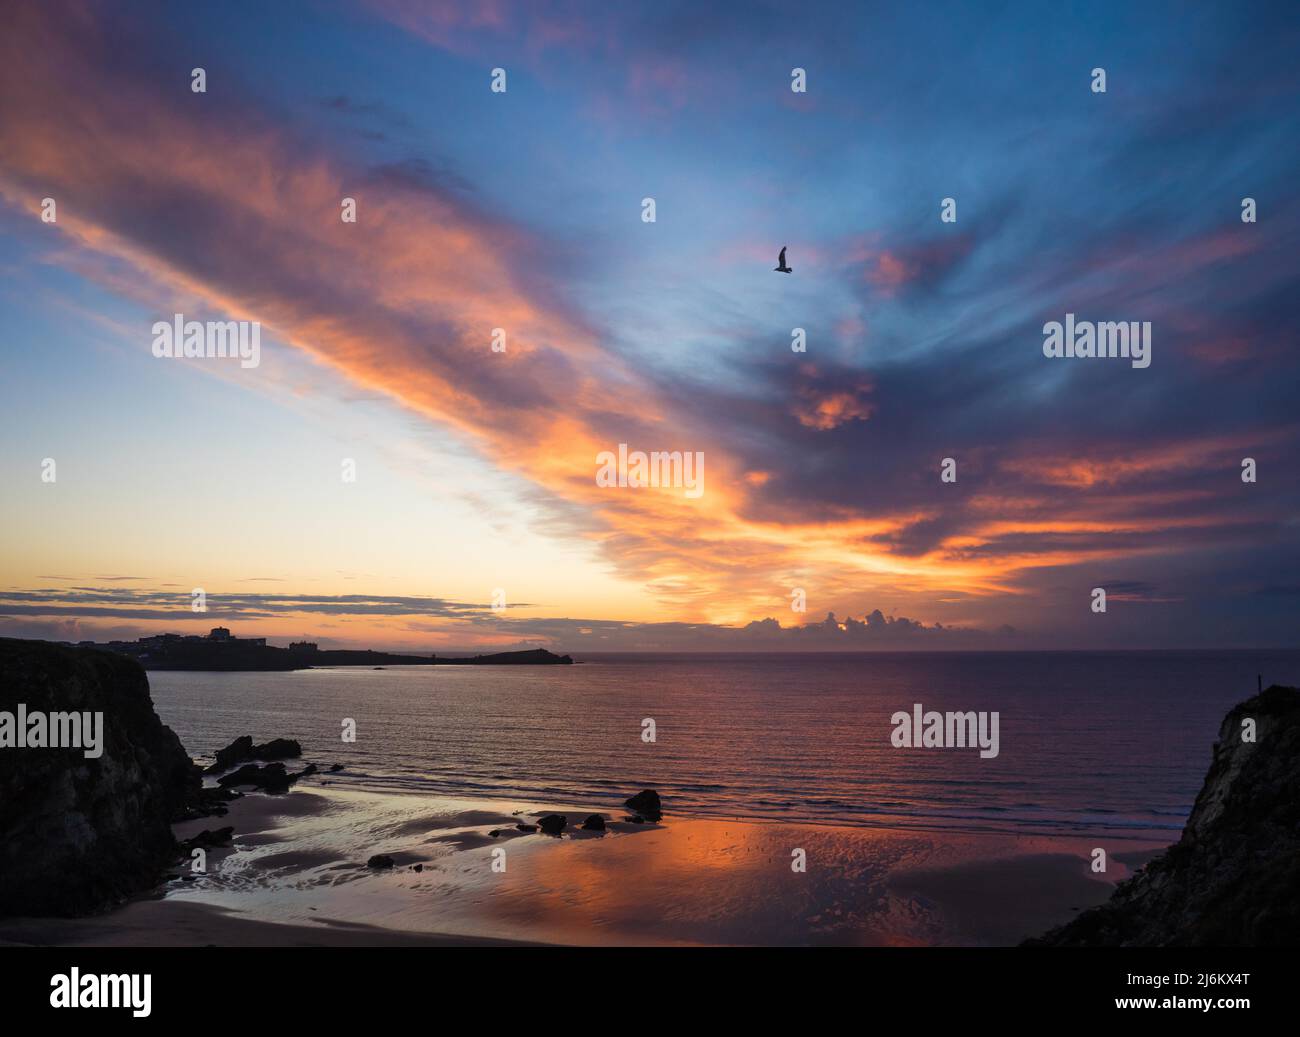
256,738,300,761
624,815,645,824
204,735,301,774
204,735,253,773
412,864,423,873
1029,685,1300,946
216,762,287,789
180,827,233,851
328,763,344,772
171,785,238,821
515,823,538,832
623,790,662,820
537,814,567,835
0,638,203,917
214,761,313,794
489,829,504,837
262,771,292,795
581,814,607,831
367,855,395,870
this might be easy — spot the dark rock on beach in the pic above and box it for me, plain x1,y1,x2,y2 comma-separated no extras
0,639,203,916
180,827,234,851
623,790,662,820
215,760,315,794
515,823,538,832
367,855,395,870
172,784,239,821
216,762,287,790
204,735,302,774
1030,685,1300,946
581,814,607,831
537,814,567,835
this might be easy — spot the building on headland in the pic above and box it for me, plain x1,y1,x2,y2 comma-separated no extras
288,641,319,653
204,627,264,646
70,628,267,658
75,626,277,669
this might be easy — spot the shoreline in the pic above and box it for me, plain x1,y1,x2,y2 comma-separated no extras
0,781,1168,948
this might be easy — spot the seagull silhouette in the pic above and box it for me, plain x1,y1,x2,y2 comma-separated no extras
774,246,792,273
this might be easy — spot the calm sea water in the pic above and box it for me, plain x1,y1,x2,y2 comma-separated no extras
148,650,1300,839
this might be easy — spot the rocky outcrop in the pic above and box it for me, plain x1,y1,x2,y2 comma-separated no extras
1031,685,1300,946
180,827,234,852
537,814,567,835
215,760,315,794
0,638,203,916
624,789,662,821
204,735,301,773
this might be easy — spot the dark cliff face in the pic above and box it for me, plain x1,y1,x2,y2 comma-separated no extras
1031,685,1300,946
0,638,200,917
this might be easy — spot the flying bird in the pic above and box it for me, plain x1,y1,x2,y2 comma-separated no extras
774,246,792,273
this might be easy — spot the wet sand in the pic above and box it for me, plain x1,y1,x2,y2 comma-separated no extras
0,784,1166,947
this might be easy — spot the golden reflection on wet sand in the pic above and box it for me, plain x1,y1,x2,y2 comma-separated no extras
123,786,1163,947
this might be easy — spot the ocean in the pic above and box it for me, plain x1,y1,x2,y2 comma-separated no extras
148,650,1300,840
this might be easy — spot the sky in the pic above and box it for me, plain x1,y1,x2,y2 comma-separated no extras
1,0,1298,652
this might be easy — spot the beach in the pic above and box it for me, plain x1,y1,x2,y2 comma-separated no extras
0,782,1164,947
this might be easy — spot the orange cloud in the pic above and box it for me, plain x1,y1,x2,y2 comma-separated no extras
793,385,875,430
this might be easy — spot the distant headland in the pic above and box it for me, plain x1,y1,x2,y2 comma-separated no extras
65,628,573,670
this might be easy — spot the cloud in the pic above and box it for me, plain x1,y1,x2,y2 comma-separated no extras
0,585,1011,651
0,3,944,623
2,1,1299,645
792,382,875,431
0,588,500,620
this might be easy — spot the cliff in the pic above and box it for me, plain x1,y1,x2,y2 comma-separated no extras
0,638,202,916
1030,684,1300,946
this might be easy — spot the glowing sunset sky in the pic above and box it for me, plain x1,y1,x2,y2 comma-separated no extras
1,0,1298,650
